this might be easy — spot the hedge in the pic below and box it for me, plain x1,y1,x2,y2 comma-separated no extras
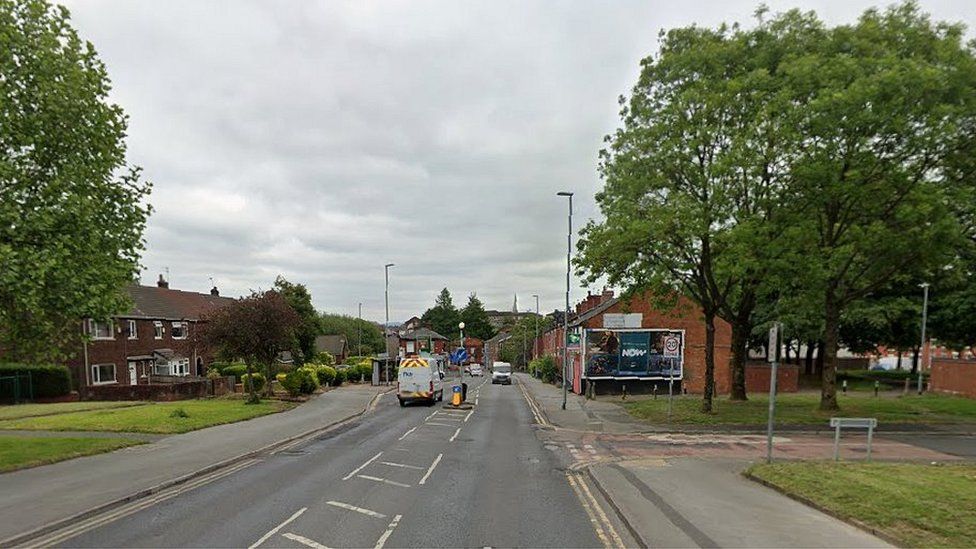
315,366,337,386
241,372,266,393
221,365,248,382
0,363,72,398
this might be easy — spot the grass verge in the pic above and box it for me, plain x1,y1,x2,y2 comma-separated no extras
0,401,146,421
623,393,976,426
0,399,295,434
0,436,144,473
747,462,976,547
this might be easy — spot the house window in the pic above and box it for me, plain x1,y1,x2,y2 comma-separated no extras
92,363,116,384
91,320,114,340
154,321,163,339
171,321,187,340
128,320,138,339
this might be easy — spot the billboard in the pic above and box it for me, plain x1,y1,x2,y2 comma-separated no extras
584,329,683,379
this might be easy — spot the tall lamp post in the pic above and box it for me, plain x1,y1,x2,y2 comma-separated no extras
357,302,362,357
385,263,395,384
458,321,465,385
532,294,540,360
918,282,930,394
557,191,573,410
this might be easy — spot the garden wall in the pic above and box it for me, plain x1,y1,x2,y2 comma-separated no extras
745,362,800,393
930,359,976,399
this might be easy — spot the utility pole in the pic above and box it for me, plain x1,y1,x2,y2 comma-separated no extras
557,191,573,410
532,294,539,360
357,302,362,357
918,282,929,394
385,263,394,384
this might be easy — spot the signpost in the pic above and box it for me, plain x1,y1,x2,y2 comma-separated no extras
766,322,781,464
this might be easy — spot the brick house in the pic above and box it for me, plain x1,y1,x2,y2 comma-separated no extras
66,276,234,389
448,336,484,365
315,334,348,363
538,289,733,395
398,327,448,356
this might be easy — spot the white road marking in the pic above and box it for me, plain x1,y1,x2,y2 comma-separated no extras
343,452,382,480
463,410,474,422
374,514,403,549
426,421,456,427
357,475,411,488
418,453,443,485
475,397,479,405
381,461,424,470
398,426,417,440
449,428,462,442
424,410,439,421
326,500,386,518
248,507,307,549
283,532,331,549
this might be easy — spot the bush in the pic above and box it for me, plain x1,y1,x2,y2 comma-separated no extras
315,366,337,386
0,363,72,398
312,351,335,366
346,355,372,367
275,373,288,384
206,367,222,380
220,364,248,382
333,368,346,386
282,367,318,396
280,370,303,396
169,407,189,418
529,356,557,384
241,372,266,393
348,363,372,383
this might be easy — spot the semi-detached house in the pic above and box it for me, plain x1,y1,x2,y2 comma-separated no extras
67,276,234,389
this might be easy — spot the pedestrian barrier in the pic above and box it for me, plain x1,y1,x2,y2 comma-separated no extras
829,417,877,461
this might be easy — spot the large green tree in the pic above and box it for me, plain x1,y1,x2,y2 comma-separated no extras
421,288,462,338
273,276,320,363
0,0,152,362
460,293,495,341
319,313,384,355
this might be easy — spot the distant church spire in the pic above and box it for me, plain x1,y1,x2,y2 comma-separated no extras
512,293,519,314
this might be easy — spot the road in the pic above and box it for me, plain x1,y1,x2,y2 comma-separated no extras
42,378,615,548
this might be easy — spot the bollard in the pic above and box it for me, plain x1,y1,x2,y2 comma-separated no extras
842,379,847,394
653,384,657,400
622,384,627,401
874,380,879,398
903,377,910,395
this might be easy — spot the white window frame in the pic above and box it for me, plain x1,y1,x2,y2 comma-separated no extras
127,320,138,340
154,321,164,339
90,320,114,340
171,321,187,340
92,363,117,385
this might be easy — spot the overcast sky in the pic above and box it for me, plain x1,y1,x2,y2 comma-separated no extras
61,0,975,322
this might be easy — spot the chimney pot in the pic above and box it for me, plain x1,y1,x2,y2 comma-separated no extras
157,274,169,289
210,287,219,297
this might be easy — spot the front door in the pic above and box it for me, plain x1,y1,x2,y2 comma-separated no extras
128,362,137,385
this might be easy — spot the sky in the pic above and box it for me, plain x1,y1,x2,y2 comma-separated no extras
61,0,975,322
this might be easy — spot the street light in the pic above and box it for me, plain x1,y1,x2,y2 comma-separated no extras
385,263,394,384
358,302,362,357
918,282,930,394
557,191,573,410
532,294,540,361
458,321,465,386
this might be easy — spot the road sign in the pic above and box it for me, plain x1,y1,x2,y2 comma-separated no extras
767,324,779,363
566,331,581,349
663,334,681,357
450,348,468,364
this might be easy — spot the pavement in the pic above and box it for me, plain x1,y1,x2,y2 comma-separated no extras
0,384,388,545
19,376,618,548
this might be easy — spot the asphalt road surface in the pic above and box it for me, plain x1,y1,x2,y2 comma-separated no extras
49,378,606,548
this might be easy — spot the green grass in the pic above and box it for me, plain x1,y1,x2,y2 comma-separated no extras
0,401,146,420
623,392,976,426
0,436,144,472
748,462,976,547
0,399,294,434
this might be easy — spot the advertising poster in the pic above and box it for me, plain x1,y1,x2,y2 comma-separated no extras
584,329,683,378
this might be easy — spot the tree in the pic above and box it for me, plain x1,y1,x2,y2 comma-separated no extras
460,294,496,341
0,0,152,363
197,290,301,403
319,313,384,355
421,288,462,338
578,13,811,411
779,4,976,410
273,276,320,363
499,314,545,369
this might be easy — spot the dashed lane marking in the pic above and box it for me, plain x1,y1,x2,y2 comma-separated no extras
283,532,331,549
326,500,386,519
357,475,411,488
343,452,383,480
248,507,307,549
373,514,402,549
463,410,474,422
418,453,443,485
397,426,417,440
449,428,462,442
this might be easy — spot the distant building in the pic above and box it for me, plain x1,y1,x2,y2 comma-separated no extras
398,327,448,355
67,275,234,389
315,334,348,363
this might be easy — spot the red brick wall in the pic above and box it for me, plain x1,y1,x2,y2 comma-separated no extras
66,318,215,388
931,359,976,398
744,363,799,393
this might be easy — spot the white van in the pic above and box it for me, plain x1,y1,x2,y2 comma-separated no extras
491,361,512,385
397,355,445,406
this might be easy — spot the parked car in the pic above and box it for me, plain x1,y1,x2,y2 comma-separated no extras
491,362,512,385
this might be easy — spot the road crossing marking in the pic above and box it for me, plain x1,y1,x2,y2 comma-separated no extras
283,532,331,549
424,410,439,421
343,451,383,480
449,428,462,442
357,475,411,488
463,410,474,422
398,426,417,440
426,421,456,427
381,461,424,470
373,514,403,549
418,453,443,485
248,506,307,549
326,500,386,519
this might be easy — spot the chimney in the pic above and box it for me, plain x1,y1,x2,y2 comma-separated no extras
210,287,220,297
157,274,169,289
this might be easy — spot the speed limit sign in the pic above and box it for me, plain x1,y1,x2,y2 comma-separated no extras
663,334,680,357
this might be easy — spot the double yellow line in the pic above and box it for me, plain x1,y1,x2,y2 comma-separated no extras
566,471,625,549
